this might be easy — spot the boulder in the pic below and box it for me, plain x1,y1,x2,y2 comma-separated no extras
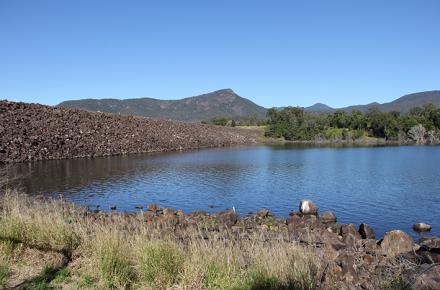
341,224,361,239
299,199,318,215
319,229,346,250
256,208,269,219
411,264,440,290
359,223,375,239
147,203,158,211
320,211,337,224
419,237,440,251
380,230,414,257
413,223,432,233
216,209,238,227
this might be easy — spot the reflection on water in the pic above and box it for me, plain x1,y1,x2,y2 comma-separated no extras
11,144,440,238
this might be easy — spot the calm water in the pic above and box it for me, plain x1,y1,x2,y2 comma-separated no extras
13,144,440,238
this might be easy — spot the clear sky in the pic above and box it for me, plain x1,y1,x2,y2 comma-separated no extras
1,0,439,108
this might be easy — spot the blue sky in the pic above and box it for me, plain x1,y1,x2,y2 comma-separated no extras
1,0,439,108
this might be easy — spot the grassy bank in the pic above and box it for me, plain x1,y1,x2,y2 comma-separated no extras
0,191,317,289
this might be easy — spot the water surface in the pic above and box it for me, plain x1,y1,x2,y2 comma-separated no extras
14,144,440,238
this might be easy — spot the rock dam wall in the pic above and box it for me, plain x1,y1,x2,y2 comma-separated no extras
0,100,260,163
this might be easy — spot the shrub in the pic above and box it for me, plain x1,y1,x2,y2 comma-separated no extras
93,233,133,289
137,242,183,288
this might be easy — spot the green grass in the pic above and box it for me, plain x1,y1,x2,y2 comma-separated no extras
138,243,183,288
77,275,96,289
93,233,133,289
0,261,10,289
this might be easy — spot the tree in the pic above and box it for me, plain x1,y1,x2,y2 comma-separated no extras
408,124,426,144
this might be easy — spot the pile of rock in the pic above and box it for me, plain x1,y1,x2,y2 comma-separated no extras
0,100,260,163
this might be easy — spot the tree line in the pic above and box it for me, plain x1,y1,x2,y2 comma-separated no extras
265,104,440,143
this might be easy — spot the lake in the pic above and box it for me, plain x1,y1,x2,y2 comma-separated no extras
12,144,440,238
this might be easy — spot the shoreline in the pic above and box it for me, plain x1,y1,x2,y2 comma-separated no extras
0,192,439,289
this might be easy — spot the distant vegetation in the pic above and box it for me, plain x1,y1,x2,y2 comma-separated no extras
265,104,440,143
207,116,266,127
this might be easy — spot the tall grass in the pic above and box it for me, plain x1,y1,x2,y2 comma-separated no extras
0,190,318,289
0,191,80,252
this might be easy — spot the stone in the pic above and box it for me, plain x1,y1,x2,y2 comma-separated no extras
147,203,158,211
336,253,358,284
320,211,337,224
216,209,238,227
343,233,359,249
413,223,432,233
363,239,379,253
411,264,440,290
359,223,375,239
341,224,361,239
143,211,154,222
419,237,440,251
319,229,346,250
163,208,176,216
256,208,270,218
380,230,414,257
299,199,318,215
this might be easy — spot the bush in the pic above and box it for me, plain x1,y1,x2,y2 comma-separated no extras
93,233,133,289
138,243,183,288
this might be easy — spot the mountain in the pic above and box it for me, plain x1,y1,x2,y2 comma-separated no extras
302,91,440,114
344,91,440,113
304,103,335,112
57,89,267,122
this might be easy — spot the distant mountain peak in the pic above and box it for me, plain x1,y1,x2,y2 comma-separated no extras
305,102,334,112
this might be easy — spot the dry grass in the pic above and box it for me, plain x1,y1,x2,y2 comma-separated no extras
0,189,318,289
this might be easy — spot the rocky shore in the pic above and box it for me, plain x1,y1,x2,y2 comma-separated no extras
0,192,439,289
0,100,261,163
85,200,439,289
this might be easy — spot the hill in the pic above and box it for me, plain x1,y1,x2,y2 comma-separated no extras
304,103,335,113
365,90,440,113
57,89,267,122
315,91,440,113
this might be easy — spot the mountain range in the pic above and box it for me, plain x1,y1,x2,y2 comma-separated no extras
57,90,440,121
58,89,266,122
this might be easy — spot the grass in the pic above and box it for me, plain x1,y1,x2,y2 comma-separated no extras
0,262,10,289
0,190,319,289
137,242,183,288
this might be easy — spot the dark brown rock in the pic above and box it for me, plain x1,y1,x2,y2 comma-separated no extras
216,209,238,227
420,237,440,251
411,264,440,290
256,208,269,218
341,224,361,240
320,211,337,224
413,223,432,233
359,223,375,239
0,100,259,163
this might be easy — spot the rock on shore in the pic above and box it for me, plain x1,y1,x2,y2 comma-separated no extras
86,200,440,289
0,100,261,163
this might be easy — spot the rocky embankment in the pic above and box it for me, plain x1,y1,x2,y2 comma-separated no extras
0,100,261,163
90,200,440,289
